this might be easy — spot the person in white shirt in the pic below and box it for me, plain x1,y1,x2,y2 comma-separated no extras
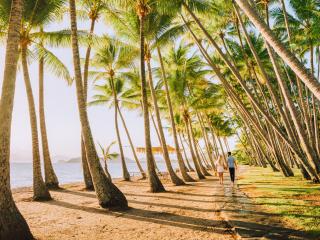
215,155,227,184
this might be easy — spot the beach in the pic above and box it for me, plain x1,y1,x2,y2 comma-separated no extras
13,174,236,240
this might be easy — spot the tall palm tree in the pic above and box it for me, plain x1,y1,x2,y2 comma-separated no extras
89,39,138,181
69,0,128,209
79,0,108,190
0,0,33,238
89,73,147,179
38,25,72,189
19,0,71,201
234,0,320,101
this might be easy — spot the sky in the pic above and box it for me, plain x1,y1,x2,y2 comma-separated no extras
0,13,236,163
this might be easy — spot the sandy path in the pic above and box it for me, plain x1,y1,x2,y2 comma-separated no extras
14,175,236,240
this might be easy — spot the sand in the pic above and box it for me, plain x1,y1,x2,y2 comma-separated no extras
13,174,237,240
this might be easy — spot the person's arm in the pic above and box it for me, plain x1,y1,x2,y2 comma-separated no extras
234,158,237,169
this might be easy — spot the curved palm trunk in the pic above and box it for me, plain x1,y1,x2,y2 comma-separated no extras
104,160,112,180
118,106,146,179
81,17,96,190
0,1,33,238
196,112,216,170
233,0,320,101
81,139,93,189
146,60,184,185
156,47,194,182
190,26,319,180
138,13,165,192
39,48,59,189
69,0,128,209
184,118,205,179
265,43,320,173
179,133,195,172
189,122,211,176
110,77,130,181
21,47,51,201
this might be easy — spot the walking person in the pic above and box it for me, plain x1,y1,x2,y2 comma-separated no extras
227,152,237,186
215,155,227,184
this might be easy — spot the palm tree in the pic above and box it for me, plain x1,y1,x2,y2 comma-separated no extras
19,0,71,201
110,0,165,192
98,141,119,180
89,39,138,181
89,72,147,179
38,25,72,189
0,0,33,238
69,0,128,209
79,0,108,191
233,0,320,101
164,43,209,179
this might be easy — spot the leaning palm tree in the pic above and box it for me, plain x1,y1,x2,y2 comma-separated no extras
38,25,72,189
0,0,33,238
69,0,128,209
79,0,109,190
233,0,320,100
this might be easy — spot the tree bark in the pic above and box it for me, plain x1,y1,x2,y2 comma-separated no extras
0,1,33,238
110,77,130,181
156,47,194,182
38,38,59,189
21,47,51,201
81,16,96,191
179,133,195,172
69,0,128,209
146,59,185,185
138,13,165,192
184,118,205,179
118,106,146,178
233,0,320,101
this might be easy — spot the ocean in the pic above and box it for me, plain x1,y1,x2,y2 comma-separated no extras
10,159,180,188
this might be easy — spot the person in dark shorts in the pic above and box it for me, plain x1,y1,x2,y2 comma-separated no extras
227,152,237,186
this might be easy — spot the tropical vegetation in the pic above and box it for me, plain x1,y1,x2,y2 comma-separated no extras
0,0,320,239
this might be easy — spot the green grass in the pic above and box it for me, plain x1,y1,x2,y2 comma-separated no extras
238,166,320,236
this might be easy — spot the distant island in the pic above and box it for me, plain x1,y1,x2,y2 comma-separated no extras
57,156,137,163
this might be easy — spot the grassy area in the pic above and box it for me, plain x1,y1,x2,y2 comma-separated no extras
238,166,320,236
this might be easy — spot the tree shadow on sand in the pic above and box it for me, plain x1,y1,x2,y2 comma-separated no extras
44,200,233,235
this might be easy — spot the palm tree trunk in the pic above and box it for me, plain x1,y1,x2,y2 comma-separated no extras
110,77,130,181
81,139,93,189
146,59,184,185
179,133,195,172
0,1,33,238
138,12,165,192
69,0,128,208
188,118,211,176
118,106,146,178
81,16,96,191
265,43,320,173
233,0,320,101
156,47,194,182
104,160,112,180
39,41,59,189
279,0,291,42
184,118,205,179
190,26,319,180
21,47,51,201
196,112,216,169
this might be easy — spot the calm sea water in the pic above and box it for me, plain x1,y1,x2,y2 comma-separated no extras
10,159,180,188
